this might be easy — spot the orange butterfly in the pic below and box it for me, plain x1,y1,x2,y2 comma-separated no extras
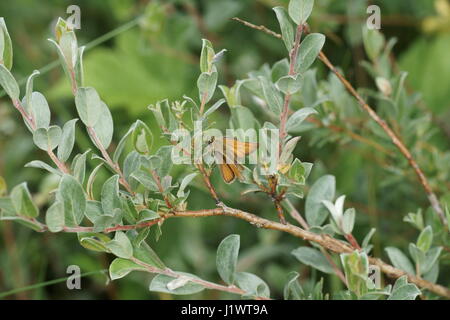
207,137,258,184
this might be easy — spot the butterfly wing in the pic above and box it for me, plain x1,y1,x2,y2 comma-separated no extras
219,163,236,184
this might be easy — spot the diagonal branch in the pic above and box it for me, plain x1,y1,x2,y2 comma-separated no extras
30,206,450,298
231,16,447,225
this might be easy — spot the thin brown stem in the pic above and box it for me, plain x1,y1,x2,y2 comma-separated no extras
32,206,450,298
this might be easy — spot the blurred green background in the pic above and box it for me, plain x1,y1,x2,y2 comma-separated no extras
0,0,449,299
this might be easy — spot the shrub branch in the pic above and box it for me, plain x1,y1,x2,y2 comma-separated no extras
231,16,447,225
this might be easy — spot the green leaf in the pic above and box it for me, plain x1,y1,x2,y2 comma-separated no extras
197,71,218,104
234,272,270,298
362,27,385,62
32,126,62,151
138,209,159,223
287,158,305,183
416,225,433,252
74,46,85,87
283,271,304,300
276,74,303,95
288,0,315,25
25,92,51,129
113,123,135,162
177,173,197,198
78,232,111,252
286,107,317,132
259,76,283,115
199,39,215,73
305,175,335,226
384,247,415,275
273,7,295,51
342,208,356,234
105,231,133,259
0,18,13,70
388,276,421,300
109,258,147,280
56,174,86,227
291,247,334,274
340,251,369,297
421,247,442,275
25,160,61,176
295,33,325,73
92,101,114,149
216,234,240,285
101,175,122,214
10,183,38,218
45,201,64,232
57,119,78,161
75,87,102,127
0,64,19,100
24,70,40,115
149,272,205,295
84,200,103,223
71,150,90,184
133,242,165,269
132,120,153,155
202,98,225,119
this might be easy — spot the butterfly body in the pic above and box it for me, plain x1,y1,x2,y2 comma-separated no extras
207,137,257,183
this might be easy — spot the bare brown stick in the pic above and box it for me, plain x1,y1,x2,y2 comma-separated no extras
317,52,446,224
34,206,449,298
232,17,447,225
197,164,220,202
231,17,282,39
130,257,270,300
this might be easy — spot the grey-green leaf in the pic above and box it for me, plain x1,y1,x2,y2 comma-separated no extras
101,175,122,214
273,7,295,51
0,18,13,70
216,234,240,285
32,126,62,151
385,247,415,275
416,226,433,252
234,272,270,298
291,247,334,274
305,175,335,226
57,119,78,161
105,231,133,259
276,74,303,95
286,107,317,132
10,183,38,218
45,201,64,232
295,33,325,73
56,174,86,227
259,76,283,115
288,0,315,25
149,272,205,295
92,101,114,149
197,71,218,104
109,258,147,280
75,87,102,127
0,63,19,100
